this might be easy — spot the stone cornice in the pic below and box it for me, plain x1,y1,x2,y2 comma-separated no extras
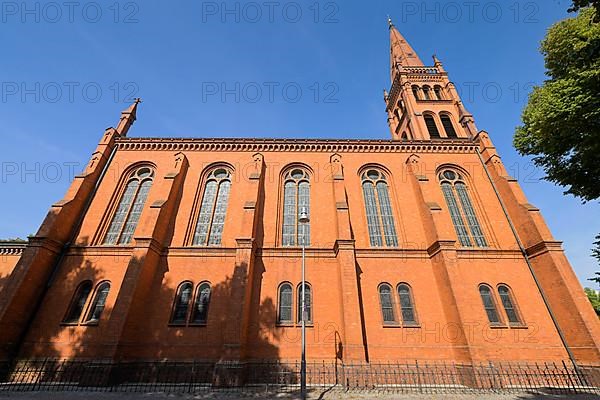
525,241,564,258
64,245,529,260
354,248,428,258
26,236,63,255
66,246,134,257
115,137,477,154
257,247,336,259
427,240,457,257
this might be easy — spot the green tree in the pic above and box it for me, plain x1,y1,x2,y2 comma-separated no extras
514,8,600,283
569,1,600,21
584,288,600,316
514,8,600,201
592,234,600,271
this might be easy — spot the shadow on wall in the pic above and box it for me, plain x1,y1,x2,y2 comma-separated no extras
0,274,8,297
3,234,327,390
18,244,110,361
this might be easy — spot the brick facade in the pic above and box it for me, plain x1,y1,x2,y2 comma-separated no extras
0,24,599,367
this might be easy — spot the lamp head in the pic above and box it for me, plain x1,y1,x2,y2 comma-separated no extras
299,207,310,223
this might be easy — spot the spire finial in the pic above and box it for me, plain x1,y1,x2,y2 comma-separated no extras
387,15,393,28
116,98,142,137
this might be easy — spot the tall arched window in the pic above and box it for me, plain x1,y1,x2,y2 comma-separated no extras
104,166,154,245
282,168,310,246
397,283,417,325
422,85,432,100
498,285,521,324
84,282,110,324
479,284,501,324
193,168,232,246
378,284,396,324
411,85,421,100
433,85,444,100
297,283,312,323
277,283,293,324
190,282,211,324
438,169,487,247
424,114,440,138
63,281,92,324
171,281,193,324
361,169,398,247
440,114,458,138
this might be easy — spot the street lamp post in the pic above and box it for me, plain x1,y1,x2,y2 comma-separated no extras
298,207,310,400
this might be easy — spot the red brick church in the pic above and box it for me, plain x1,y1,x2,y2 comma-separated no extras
1,23,599,372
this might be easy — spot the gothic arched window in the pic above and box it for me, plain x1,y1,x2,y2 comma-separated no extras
424,114,440,138
193,168,232,246
378,283,396,324
479,284,501,324
440,114,458,138
498,285,521,325
422,85,432,100
438,169,487,247
63,280,92,324
361,169,398,247
397,283,417,325
277,283,293,324
190,282,211,324
297,283,313,324
433,85,444,100
171,281,193,324
84,281,110,324
104,166,154,245
282,168,310,246
411,85,421,100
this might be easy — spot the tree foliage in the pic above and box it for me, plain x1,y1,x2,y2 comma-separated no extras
514,8,600,201
569,1,600,21
584,287,600,316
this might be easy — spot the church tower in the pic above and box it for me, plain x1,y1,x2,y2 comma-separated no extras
385,19,477,140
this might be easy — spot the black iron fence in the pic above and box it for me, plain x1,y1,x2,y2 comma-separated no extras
0,359,599,395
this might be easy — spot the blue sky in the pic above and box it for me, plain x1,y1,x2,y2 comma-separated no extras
1,0,598,286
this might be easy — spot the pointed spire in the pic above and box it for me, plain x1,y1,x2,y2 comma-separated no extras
389,19,423,81
432,54,445,72
116,98,141,137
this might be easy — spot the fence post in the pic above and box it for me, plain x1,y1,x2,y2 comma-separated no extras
562,359,578,393
415,360,422,393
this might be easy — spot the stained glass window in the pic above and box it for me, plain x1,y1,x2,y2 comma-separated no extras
498,285,521,324
63,281,92,324
282,169,310,246
379,284,396,323
439,169,487,248
171,282,193,324
362,169,398,247
191,283,211,324
479,284,501,324
278,283,293,323
297,283,312,323
84,282,110,324
397,283,417,325
104,167,154,245
193,168,232,246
